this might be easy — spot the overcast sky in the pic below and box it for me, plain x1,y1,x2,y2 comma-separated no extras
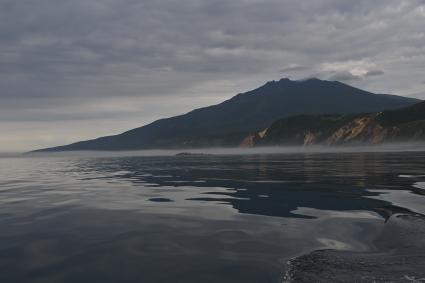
1,0,424,151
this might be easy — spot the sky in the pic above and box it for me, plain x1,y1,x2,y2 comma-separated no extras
1,0,424,152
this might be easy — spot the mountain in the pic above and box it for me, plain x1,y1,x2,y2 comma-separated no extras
245,101,425,146
34,78,420,152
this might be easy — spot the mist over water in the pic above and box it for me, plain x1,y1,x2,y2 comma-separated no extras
26,142,425,158
1,149,425,282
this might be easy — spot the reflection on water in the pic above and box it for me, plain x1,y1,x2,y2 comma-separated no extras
0,151,425,282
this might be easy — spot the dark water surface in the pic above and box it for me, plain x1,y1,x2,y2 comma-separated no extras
1,151,425,282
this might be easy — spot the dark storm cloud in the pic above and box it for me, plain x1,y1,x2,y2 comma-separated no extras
1,0,425,150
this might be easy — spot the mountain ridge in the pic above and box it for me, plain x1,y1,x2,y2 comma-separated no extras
33,78,420,152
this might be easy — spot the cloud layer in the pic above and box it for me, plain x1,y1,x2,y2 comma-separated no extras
1,0,424,151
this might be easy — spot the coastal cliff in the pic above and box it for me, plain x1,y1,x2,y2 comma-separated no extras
245,101,425,146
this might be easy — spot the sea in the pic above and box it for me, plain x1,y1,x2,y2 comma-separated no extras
1,146,425,282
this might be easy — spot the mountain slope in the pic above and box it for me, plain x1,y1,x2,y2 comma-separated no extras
251,101,425,146
34,78,420,151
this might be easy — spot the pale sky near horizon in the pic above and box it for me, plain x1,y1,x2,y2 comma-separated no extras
1,0,424,152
